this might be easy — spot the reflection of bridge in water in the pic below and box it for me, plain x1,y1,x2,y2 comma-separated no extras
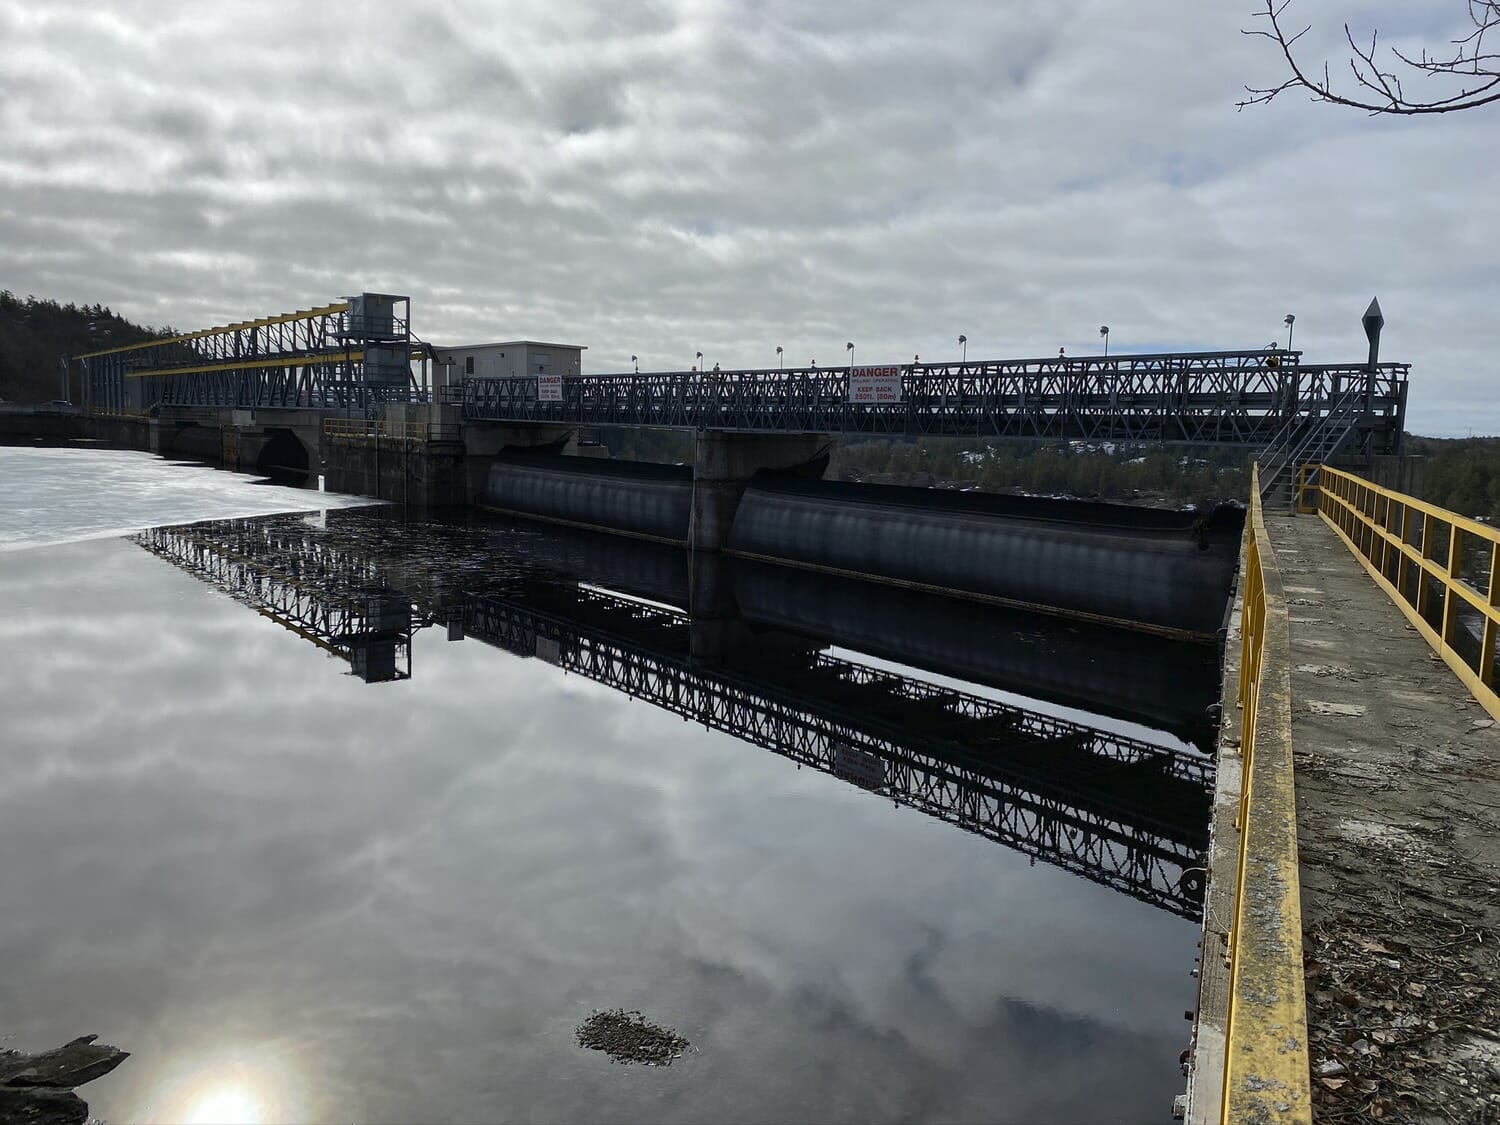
134,512,1216,919
138,522,415,682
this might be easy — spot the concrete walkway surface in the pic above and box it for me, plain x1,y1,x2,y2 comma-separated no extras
1268,512,1500,1123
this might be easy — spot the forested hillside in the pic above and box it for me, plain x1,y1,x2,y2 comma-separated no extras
830,438,1251,507
0,291,170,403
600,413,1500,514
1404,436,1500,522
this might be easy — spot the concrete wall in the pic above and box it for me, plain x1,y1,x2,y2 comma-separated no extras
0,410,87,443
154,422,223,462
84,415,150,450
324,436,466,508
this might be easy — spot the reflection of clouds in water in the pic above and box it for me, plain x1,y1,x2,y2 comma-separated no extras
0,535,1198,1123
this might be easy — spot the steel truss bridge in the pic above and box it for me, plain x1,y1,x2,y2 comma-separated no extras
73,294,431,414
463,352,1408,449
67,290,1407,453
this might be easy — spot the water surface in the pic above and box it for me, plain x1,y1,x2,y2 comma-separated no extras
0,448,1209,1124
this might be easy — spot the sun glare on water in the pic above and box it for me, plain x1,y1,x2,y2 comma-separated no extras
149,1056,301,1125
183,1083,262,1125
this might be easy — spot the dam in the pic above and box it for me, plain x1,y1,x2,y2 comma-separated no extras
16,292,1484,1122
478,447,1245,640
44,290,1411,643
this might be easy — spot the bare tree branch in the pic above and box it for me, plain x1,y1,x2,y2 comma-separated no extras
1239,0,1500,114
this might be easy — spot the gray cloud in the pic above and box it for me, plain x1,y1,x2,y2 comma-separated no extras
1,0,1494,433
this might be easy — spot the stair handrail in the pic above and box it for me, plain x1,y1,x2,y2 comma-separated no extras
1258,378,1365,500
1280,384,1362,470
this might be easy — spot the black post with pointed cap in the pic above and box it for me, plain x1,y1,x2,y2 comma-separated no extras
1362,297,1384,421
1362,298,1383,370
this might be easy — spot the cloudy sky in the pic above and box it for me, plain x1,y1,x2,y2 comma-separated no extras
2,0,1495,434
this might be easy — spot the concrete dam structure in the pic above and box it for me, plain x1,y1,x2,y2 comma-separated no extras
480,449,1245,640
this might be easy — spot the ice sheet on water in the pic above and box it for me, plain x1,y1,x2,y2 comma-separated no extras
0,447,377,552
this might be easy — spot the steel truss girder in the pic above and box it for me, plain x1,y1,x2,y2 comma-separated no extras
462,355,1407,449
80,299,419,413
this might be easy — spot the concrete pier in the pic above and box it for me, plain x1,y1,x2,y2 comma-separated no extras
687,431,828,551
322,430,466,506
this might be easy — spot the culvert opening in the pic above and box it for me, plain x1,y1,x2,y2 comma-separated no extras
255,428,311,485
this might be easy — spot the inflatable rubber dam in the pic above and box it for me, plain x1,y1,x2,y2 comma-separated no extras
479,450,1245,641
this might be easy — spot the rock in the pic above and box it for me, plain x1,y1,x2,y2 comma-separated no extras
0,1085,90,1125
0,1036,129,1090
0,1036,128,1125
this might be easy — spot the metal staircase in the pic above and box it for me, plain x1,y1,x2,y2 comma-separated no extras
1257,384,1365,509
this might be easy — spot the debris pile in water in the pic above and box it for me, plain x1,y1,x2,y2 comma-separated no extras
575,1009,690,1066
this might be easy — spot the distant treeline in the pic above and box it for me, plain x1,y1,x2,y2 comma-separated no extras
600,427,1251,507
831,438,1251,507
1404,436,1500,522
0,291,172,403
601,428,1500,517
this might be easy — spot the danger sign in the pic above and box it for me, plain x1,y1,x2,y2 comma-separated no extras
849,365,903,404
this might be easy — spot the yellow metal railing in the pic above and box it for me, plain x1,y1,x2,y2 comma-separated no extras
322,418,449,444
1294,463,1320,514
1222,464,1311,1123
1316,465,1500,721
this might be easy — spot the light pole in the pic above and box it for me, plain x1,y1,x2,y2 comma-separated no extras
958,334,967,363
631,354,638,374
1284,314,1295,351
1099,325,1110,357
846,341,854,373
776,345,783,370
695,350,703,372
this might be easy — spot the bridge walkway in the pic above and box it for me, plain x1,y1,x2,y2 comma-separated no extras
1270,512,1499,1120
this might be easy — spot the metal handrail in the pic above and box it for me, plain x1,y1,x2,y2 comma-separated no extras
1220,464,1312,1123
1257,381,1364,501
321,418,459,444
1316,466,1500,720
461,358,1408,443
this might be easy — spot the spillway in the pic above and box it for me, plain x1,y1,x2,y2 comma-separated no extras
481,452,1244,640
729,476,1244,638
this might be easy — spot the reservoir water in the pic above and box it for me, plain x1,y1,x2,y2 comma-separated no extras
0,446,1216,1124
